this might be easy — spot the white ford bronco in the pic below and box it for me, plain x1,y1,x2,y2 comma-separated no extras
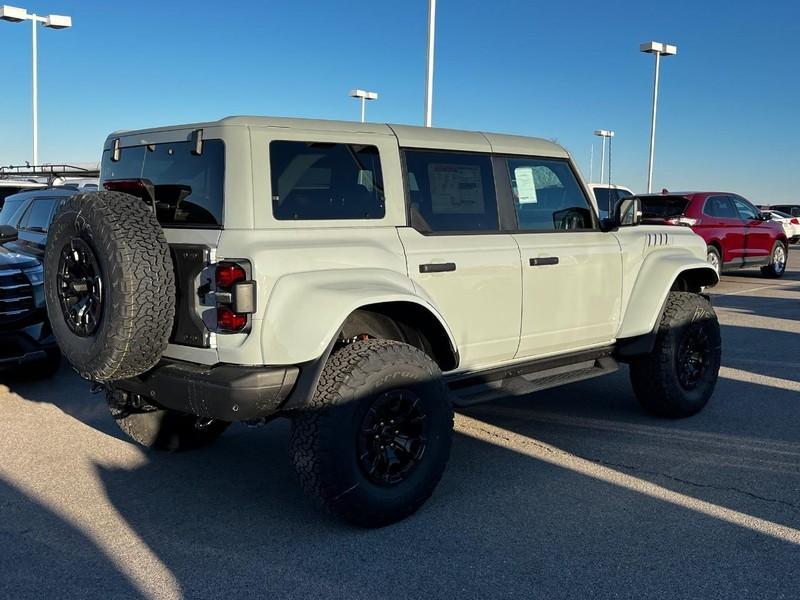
43,116,721,527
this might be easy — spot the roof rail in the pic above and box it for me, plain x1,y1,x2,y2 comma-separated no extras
0,164,100,185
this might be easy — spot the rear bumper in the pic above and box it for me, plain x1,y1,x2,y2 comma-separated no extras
115,359,299,422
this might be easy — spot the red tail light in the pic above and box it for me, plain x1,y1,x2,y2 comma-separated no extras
216,263,247,288
217,307,248,332
214,262,254,333
791,218,799,225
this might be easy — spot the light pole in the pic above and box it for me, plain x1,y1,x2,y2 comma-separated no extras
424,0,436,127
1,5,72,167
593,129,614,184
640,41,677,193
349,89,378,123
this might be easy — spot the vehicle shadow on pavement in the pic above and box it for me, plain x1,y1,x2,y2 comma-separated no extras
713,293,800,322
449,370,800,597
4,364,800,599
1,364,119,438
719,323,800,381
78,370,800,600
0,476,142,599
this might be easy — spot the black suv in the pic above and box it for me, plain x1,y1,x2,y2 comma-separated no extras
0,188,77,376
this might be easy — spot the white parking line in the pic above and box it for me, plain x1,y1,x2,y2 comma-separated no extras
457,415,800,545
713,284,785,297
720,366,800,393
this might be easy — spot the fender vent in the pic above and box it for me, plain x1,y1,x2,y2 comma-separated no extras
645,233,671,247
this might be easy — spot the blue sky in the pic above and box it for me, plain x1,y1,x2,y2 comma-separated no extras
1,0,798,202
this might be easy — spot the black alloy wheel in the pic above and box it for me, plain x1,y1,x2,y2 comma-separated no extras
357,389,428,486
675,323,712,390
56,238,104,337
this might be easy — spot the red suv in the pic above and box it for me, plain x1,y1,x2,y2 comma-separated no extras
637,192,788,278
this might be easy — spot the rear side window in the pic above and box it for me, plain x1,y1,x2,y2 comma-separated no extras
18,197,57,232
270,141,385,220
640,196,690,220
403,150,498,232
703,196,738,219
101,140,225,228
506,157,594,231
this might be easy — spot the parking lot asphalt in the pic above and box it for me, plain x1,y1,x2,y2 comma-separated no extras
1,250,799,600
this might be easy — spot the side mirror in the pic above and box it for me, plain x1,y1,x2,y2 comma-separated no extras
613,196,643,228
0,225,18,244
759,211,772,221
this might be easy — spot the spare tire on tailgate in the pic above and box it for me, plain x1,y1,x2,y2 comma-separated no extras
44,191,176,381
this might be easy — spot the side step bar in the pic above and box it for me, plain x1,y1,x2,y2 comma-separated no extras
447,347,618,407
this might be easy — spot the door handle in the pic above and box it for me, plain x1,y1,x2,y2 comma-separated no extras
529,257,559,267
419,262,456,273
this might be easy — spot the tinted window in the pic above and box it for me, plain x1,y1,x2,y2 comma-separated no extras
507,157,594,231
704,196,738,219
732,197,759,220
19,197,57,232
640,196,690,220
0,197,28,226
404,150,498,232
270,141,385,220
101,140,225,228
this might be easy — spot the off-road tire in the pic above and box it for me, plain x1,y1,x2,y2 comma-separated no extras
760,241,787,278
44,191,175,381
107,386,228,451
289,339,453,528
706,246,722,277
630,292,721,418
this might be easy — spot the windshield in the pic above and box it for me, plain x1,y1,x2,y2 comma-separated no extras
100,139,225,228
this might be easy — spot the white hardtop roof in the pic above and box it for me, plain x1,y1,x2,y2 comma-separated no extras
108,115,569,158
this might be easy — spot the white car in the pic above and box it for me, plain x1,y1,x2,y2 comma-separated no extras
41,116,720,527
768,210,800,244
587,183,634,219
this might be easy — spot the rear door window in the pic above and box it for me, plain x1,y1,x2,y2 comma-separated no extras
506,157,595,231
403,150,498,232
270,141,385,220
18,197,57,232
101,140,225,228
703,195,739,219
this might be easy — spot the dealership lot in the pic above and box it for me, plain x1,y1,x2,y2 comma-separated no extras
1,252,798,600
